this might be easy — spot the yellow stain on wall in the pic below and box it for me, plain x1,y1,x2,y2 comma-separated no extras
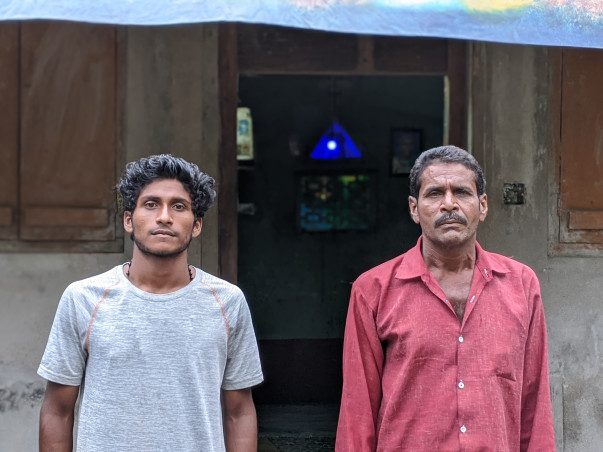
464,0,534,12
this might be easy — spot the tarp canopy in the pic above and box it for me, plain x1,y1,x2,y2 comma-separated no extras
1,1,602,49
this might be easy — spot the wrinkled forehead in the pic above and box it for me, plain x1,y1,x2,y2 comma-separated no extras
419,162,478,191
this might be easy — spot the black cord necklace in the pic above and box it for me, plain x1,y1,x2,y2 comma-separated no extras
125,262,194,282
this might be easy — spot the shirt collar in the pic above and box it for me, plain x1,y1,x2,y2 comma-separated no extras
395,236,510,281
474,240,509,278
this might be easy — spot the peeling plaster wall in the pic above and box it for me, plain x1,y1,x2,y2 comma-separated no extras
0,255,121,450
471,42,603,451
0,24,220,451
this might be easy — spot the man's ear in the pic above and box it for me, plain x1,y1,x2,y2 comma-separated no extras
192,218,203,238
123,211,133,233
479,194,488,222
408,196,420,225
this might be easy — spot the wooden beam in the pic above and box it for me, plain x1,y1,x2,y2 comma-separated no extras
218,23,239,284
447,39,467,148
238,24,449,75
568,211,603,230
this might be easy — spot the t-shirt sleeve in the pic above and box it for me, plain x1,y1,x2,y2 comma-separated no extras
37,286,90,386
221,290,264,391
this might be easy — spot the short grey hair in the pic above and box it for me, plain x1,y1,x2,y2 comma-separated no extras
409,145,486,198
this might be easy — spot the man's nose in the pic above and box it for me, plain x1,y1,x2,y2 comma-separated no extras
441,191,458,210
156,205,173,223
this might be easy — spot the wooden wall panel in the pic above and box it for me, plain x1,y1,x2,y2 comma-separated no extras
219,23,239,283
447,40,467,148
0,23,19,239
19,22,118,241
373,36,447,73
238,25,453,76
559,47,603,244
238,24,358,74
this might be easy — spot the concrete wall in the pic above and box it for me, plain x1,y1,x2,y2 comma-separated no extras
0,24,221,451
471,42,603,451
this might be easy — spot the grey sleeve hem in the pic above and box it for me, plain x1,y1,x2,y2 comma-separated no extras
37,365,82,387
221,373,264,391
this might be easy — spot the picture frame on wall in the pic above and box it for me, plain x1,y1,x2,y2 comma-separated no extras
391,128,422,175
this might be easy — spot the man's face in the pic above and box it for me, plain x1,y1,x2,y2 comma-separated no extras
408,162,487,250
124,178,202,258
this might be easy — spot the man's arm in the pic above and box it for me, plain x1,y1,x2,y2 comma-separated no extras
222,388,257,452
335,283,384,452
520,275,555,451
39,381,80,452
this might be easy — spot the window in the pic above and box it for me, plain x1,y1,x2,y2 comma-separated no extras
551,47,603,255
0,21,123,252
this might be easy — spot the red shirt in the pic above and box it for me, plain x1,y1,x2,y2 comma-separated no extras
336,238,555,451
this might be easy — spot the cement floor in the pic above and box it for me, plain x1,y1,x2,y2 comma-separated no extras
257,404,338,452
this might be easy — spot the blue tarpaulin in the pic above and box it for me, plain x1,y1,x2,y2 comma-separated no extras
0,1,602,49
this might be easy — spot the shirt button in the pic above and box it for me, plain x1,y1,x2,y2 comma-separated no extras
458,381,465,389
458,336,464,343
460,425,467,433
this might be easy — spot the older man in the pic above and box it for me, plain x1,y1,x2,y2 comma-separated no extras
336,146,554,451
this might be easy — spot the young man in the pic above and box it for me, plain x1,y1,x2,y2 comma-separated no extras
336,146,555,451
38,154,263,452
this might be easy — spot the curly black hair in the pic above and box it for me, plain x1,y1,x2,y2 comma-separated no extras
116,154,216,219
409,145,486,198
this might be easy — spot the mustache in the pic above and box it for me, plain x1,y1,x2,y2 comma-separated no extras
434,212,468,227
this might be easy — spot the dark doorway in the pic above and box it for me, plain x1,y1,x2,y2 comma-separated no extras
237,75,445,411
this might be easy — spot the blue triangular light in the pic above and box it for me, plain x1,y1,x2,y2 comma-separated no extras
311,121,361,160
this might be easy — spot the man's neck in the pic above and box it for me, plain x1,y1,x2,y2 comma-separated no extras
421,238,477,274
125,249,194,294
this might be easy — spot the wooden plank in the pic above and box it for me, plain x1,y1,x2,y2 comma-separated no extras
198,24,221,275
0,23,19,239
20,226,115,242
356,35,374,72
560,48,603,209
373,37,448,74
23,207,108,227
568,211,603,230
0,207,12,226
558,47,603,245
547,48,563,255
219,23,239,283
239,24,450,76
447,40,467,148
238,24,358,74
19,21,118,241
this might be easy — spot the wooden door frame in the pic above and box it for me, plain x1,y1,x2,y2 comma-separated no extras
218,23,467,282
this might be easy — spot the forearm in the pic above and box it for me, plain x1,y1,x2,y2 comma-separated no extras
39,409,74,452
224,408,258,452
39,381,79,452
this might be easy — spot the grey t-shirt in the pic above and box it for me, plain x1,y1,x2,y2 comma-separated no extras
38,265,264,452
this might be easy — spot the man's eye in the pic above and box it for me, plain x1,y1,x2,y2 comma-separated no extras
144,201,157,208
173,204,185,210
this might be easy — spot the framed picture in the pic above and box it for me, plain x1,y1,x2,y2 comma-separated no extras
296,172,377,232
391,128,422,175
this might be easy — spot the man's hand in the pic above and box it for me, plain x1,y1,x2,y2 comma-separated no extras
222,388,258,452
39,381,79,452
